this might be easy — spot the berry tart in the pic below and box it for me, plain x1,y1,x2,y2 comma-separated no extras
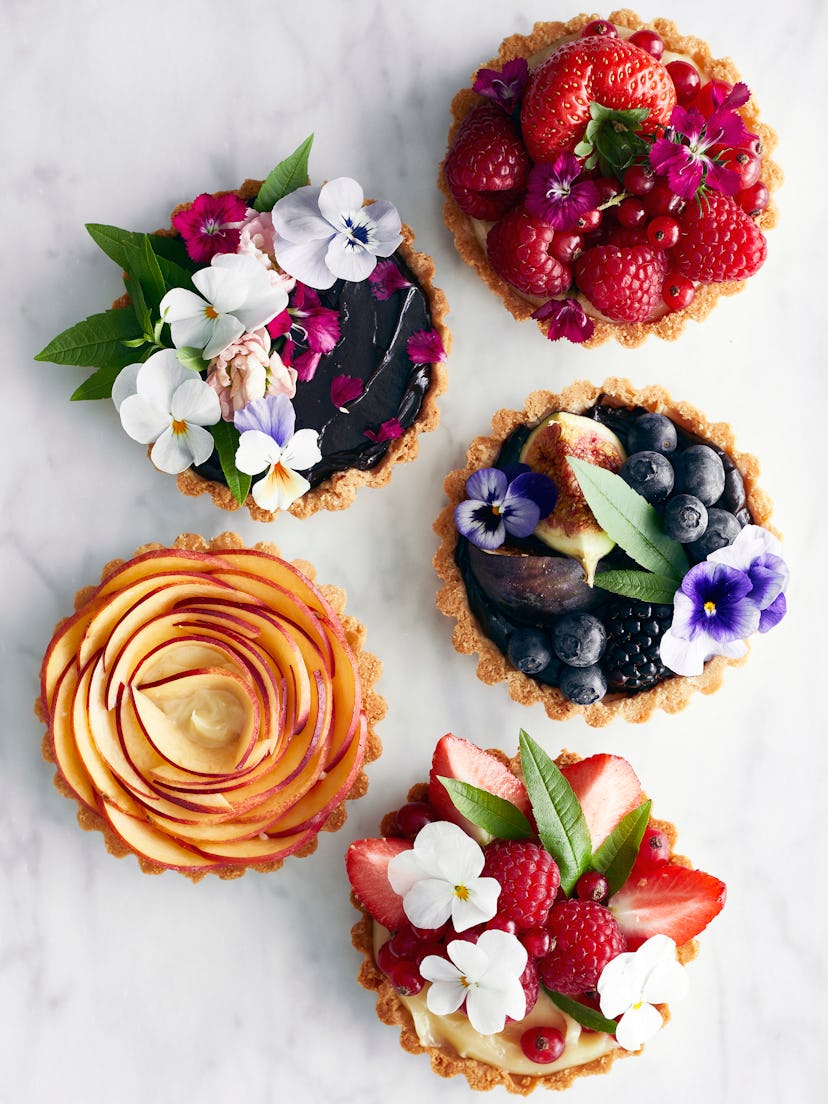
36,138,449,519
434,378,789,725
348,732,726,1092
36,532,384,878
441,10,781,346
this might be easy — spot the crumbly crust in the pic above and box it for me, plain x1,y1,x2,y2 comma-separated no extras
36,531,385,880
350,750,698,1092
432,377,777,726
439,9,783,348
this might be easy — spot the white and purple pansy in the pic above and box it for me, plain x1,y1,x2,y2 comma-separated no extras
455,466,558,551
524,153,602,231
233,393,321,512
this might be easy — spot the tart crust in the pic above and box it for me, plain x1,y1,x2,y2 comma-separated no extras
433,377,777,726
350,749,698,1093
439,9,782,348
36,531,385,880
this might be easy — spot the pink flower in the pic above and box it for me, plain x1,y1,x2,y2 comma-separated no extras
532,298,595,344
407,329,446,365
206,328,295,421
368,260,412,301
364,418,402,443
238,210,278,262
173,193,247,264
330,375,363,411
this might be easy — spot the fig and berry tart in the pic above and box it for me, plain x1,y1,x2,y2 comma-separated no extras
347,732,725,1093
36,138,449,519
434,378,789,725
440,10,781,346
37,532,384,879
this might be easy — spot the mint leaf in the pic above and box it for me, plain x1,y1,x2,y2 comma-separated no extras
254,135,314,212
125,234,166,310
544,989,618,1035
86,223,194,295
123,272,151,335
591,799,651,896
175,346,209,373
594,569,678,604
35,308,143,369
438,777,534,841
70,364,127,401
210,421,250,506
518,731,591,895
568,457,688,581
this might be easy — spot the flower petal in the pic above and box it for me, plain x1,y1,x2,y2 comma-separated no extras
273,236,336,290
386,848,429,898
202,314,245,360
137,349,191,412
615,1002,663,1051
451,877,501,932
597,951,641,1019
502,495,541,539
465,983,513,1035
476,930,528,977
445,938,487,982
280,427,322,472
759,592,787,632
234,393,296,443
234,429,281,476
402,878,455,929
466,468,508,504
150,426,198,474
640,959,688,1006
424,976,468,1017
454,501,506,551
317,177,365,225
272,185,333,240
363,198,403,254
111,362,141,411
170,377,221,427
118,393,170,445
193,263,247,315
160,287,209,324
325,233,379,282
659,625,715,676
251,462,311,511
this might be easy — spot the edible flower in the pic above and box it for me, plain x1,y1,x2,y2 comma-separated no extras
597,934,688,1051
368,259,412,300
364,418,402,444
407,329,446,366
160,253,289,359
206,328,296,421
386,821,500,933
272,177,402,289
234,393,321,511
267,282,341,382
525,153,602,230
455,467,558,551
533,297,595,344
112,349,220,474
420,930,528,1035
172,192,247,264
472,57,529,114
330,375,363,412
707,524,789,632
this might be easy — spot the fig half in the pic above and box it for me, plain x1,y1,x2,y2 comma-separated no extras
468,544,600,622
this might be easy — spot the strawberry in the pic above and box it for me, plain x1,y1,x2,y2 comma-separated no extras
672,191,767,283
574,242,667,322
429,733,530,844
609,863,727,950
520,36,676,163
486,205,572,297
445,103,530,220
561,754,645,849
345,837,411,931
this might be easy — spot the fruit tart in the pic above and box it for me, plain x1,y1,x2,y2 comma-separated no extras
36,138,449,519
440,10,781,346
36,532,384,879
434,378,789,725
348,732,726,1092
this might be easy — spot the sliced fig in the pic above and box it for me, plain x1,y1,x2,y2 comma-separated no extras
468,544,600,621
519,412,626,585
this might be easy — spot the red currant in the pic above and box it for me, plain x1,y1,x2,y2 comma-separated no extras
521,927,552,958
646,215,680,249
387,958,424,996
645,182,684,218
395,801,433,839
549,231,584,265
666,60,701,105
623,163,656,196
593,175,623,205
521,1026,565,1064
662,273,695,312
693,79,732,116
580,18,617,37
735,180,770,217
389,926,421,958
411,922,448,941
414,940,446,967
616,196,648,229
719,148,762,190
486,915,518,935
576,871,609,903
637,824,672,866
629,28,664,59
377,939,398,976
575,208,603,232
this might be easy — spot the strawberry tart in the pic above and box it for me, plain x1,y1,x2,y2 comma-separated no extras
37,532,384,879
434,378,789,725
441,10,781,346
348,732,726,1092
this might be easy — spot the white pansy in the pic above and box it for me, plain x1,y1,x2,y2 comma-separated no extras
597,934,688,1051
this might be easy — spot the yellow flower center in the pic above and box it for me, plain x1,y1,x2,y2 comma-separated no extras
204,305,219,320
454,884,470,901
704,600,716,615
171,419,187,435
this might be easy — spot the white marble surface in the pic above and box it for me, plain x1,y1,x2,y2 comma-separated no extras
3,1,826,1100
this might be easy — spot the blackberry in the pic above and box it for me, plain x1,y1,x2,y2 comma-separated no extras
602,599,674,692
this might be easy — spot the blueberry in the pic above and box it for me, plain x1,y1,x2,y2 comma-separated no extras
688,508,742,560
662,493,708,543
673,445,725,506
627,412,678,455
552,612,606,668
559,664,607,705
507,628,553,675
534,654,563,687
620,451,675,504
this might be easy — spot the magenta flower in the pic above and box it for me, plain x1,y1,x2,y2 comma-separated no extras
172,192,247,264
331,375,363,411
455,468,557,551
524,154,602,230
407,329,446,366
364,418,403,444
472,58,529,113
533,298,595,344
267,282,341,382
368,260,412,301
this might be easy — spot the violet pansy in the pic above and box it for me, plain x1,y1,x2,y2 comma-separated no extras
707,524,789,632
455,467,558,551
234,393,321,511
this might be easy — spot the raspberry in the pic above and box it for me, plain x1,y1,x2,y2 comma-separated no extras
445,104,530,220
540,900,626,996
482,840,561,931
672,191,767,283
516,957,540,1019
486,206,572,297
602,598,674,692
574,243,667,322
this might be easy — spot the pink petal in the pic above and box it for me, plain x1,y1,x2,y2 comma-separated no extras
407,329,446,365
330,375,363,410
364,418,403,443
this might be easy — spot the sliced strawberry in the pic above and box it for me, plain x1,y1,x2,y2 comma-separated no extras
428,733,530,844
561,754,645,849
345,837,411,930
609,863,727,949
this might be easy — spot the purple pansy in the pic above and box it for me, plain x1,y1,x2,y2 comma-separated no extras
407,329,446,366
708,525,789,633
455,468,558,551
532,298,595,344
524,154,602,230
368,260,412,301
472,58,529,113
330,374,363,411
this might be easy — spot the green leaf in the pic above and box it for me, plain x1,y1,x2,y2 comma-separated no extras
70,364,126,401
544,989,618,1035
123,271,151,335
437,778,534,841
254,135,314,212
86,223,193,296
591,799,651,896
518,731,591,895
175,346,209,373
209,421,251,506
568,457,688,581
128,234,166,308
35,308,144,369
594,569,679,604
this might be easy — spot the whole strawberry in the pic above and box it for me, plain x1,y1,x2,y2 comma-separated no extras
540,899,626,996
482,840,561,930
575,243,667,322
444,104,530,221
672,191,767,282
521,36,676,163
487,205,572,297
